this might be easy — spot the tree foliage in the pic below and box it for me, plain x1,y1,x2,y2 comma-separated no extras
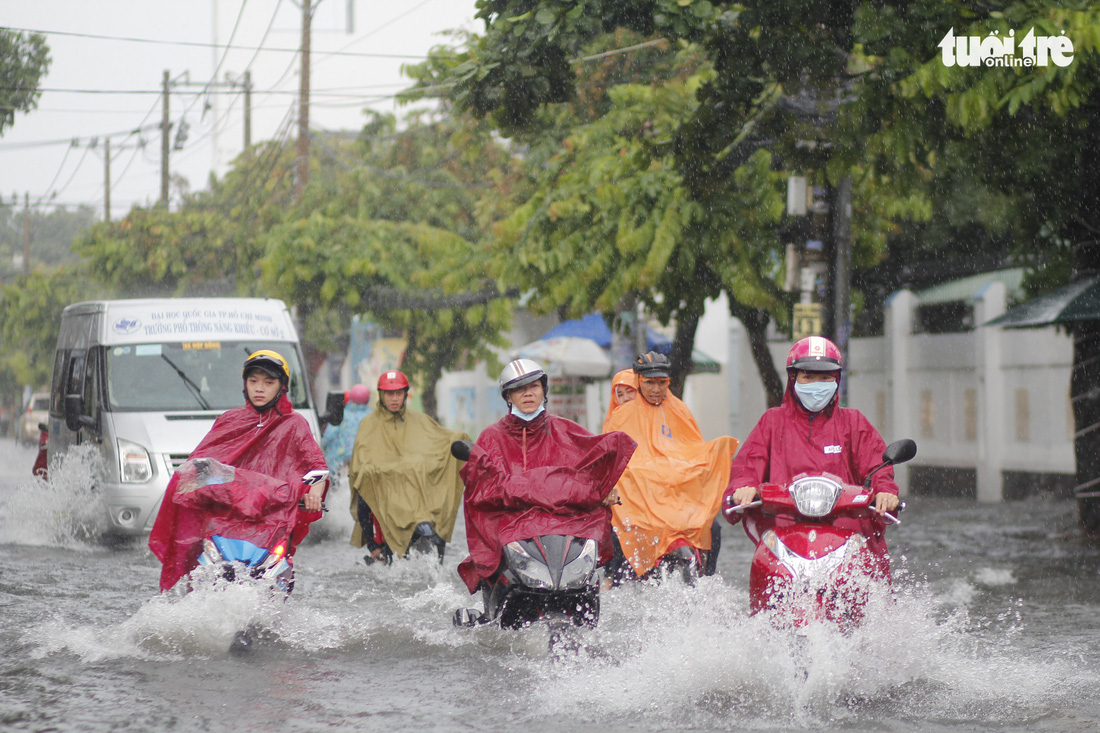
0,29,50,137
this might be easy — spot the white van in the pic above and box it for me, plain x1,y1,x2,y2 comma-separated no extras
47,298,343,536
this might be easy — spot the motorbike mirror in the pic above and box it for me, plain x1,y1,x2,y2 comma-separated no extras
319,391,345,426
882,439,917,466
450,440,473,461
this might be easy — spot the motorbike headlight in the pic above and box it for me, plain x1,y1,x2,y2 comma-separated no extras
558,539,598,590
503,541,554,590
788,476,843,517
117,438,153,483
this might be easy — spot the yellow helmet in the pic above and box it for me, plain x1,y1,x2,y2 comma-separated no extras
243,349,290,385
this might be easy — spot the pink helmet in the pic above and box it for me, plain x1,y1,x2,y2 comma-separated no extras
377,370,410,391
346,384,371,404
786,336,843,373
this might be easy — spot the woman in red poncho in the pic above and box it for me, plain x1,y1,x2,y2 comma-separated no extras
457,359,636,615
148,350,329,592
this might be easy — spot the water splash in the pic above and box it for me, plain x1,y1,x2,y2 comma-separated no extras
1,443,112,546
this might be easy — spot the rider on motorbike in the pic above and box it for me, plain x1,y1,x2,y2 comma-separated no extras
348,370,469,564
149,350,330,592
725,336,900,563
456,359,636,617
603,352,739,582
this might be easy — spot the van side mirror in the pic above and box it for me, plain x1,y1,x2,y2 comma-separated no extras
63,394,97,432
320,391,345,426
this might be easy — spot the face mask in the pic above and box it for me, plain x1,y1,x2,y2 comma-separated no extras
794,381,837,413
510,403,545,421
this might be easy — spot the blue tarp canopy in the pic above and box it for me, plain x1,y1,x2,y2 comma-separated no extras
540,314,670,350
539,314,719,374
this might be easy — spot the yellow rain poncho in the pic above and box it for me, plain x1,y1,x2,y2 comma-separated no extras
348,407,470,556
604,389,738,576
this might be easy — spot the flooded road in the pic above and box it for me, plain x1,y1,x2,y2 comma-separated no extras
2,437,1099,732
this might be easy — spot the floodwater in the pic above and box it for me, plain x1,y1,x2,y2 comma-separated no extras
2,437,1099,732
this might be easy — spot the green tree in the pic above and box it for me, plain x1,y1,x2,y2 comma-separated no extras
0,29,50,137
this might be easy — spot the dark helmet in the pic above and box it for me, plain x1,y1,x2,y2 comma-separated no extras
786,336,843,373
498,358,548,400
243,349,290,386
633,351,671,379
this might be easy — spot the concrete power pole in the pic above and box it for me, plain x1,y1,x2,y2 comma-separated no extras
161,70,170,206
22,192,30,276
104,137,111,222
243,70,252,152
296,0,311,201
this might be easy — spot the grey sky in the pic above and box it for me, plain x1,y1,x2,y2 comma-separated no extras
1,0,477,219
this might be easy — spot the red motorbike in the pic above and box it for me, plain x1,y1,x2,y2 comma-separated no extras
723,439,916,629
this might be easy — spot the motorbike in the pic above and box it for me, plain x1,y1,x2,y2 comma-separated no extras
178,463,329,652
449,440,601,649
723,438,917,630
357,499,446,565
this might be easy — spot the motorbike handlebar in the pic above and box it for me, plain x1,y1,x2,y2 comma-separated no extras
298,498,328,512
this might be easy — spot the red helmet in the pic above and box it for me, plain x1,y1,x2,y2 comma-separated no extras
786,336,843,372
346,384,371,404
377,370,409,391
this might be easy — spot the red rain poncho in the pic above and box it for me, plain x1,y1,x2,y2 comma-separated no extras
149,393,328,591
724,376,897,555
604,391,739,576
457,412,636,594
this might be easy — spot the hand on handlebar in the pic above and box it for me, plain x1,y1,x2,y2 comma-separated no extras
873,492,900,514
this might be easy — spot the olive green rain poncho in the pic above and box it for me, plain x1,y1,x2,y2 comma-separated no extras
348,403,470,556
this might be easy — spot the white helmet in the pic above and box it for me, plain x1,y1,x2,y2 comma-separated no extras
498,358,548,400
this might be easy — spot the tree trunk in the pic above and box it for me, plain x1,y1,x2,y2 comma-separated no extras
1073,242,1100,536
729,301,784,408
669,308,700,399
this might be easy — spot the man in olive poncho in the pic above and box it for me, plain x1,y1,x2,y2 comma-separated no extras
348,370,469,563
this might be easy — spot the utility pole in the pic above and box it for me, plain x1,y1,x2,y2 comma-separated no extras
296,0,311,201
104,137,111,222
22,192,30,277
832,176,852,404
243,70,252,152
161,70,170,206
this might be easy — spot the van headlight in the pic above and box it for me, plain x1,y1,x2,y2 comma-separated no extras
117,438,153,483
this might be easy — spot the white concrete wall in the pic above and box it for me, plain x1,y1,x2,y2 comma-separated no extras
435,288,1075,501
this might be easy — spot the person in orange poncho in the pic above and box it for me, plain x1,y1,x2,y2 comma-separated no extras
603,352,739,581
149,350,329,592
602,369,637,429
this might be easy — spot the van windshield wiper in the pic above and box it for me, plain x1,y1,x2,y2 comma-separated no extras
160,354,212,410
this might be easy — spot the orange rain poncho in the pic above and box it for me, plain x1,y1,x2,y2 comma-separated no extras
604,384,739,577
603,369,638,429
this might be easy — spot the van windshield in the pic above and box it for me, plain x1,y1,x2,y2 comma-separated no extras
104,341,310,411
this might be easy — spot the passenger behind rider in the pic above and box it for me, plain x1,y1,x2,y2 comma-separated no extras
603,352,739,582
602,368,637,430
149,350,329,592
456,359,636,619
348,370,469,564
725,336,899,560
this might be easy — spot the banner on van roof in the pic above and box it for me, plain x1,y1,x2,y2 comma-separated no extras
105,301,294,344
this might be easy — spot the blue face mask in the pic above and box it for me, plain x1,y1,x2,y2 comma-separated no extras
794,380,837,412
510,403,545,421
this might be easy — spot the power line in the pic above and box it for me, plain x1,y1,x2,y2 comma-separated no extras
1,25,440,59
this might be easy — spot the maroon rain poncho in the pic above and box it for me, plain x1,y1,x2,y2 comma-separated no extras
457,412,636,594
149,393,328,592
724,376,898,555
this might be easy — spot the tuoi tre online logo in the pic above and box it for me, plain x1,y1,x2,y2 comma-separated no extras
938,27,1074,68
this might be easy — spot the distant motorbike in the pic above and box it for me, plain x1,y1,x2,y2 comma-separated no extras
724,439,916,630
357,500,446,565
